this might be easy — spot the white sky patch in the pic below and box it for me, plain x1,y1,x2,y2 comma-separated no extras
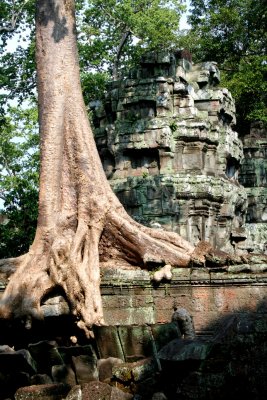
180,0,191,30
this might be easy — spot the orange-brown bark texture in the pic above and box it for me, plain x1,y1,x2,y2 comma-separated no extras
0,0,212,337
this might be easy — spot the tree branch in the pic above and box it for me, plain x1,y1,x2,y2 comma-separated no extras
112,30,131,80
0,0,30,33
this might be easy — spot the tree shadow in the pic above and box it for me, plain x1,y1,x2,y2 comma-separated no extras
158,298,267,400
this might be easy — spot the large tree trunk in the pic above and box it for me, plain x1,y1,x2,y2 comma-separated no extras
0,0,195,337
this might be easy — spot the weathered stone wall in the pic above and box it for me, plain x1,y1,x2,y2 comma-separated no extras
239,121,267,253
1,261,266,336
91,50,248,254
0,265,266,399
100,265,267,336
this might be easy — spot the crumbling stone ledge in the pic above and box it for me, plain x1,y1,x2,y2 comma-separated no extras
1,265,266,336
99,265,267,333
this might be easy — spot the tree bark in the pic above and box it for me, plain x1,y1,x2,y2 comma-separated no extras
0,0,195,337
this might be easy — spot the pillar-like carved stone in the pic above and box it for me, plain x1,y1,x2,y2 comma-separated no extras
239,121,267,253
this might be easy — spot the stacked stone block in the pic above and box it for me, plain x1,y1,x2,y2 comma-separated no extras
239,121,267,253
91,50,247,253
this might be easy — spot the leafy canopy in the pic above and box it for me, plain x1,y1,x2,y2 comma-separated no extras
182,0,267,130
0,105,39,258
79,0,185,80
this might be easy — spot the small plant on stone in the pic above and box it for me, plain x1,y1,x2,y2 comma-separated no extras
170,120,178,132
142,171,149,178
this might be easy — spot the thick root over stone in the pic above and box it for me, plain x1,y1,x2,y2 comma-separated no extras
0,208,196,335
0,223,104,337
0,206,252,335
0,253,53,323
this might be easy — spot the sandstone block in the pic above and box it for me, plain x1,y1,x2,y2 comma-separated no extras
110,386,133,399
65,385,82,400
79,381,133,400
112,358,156,383
28,341,63,374
58,345,96,365
93,326,124,360
41,295,70,317
118,325,154,361
52,364,76,386
0,348,37,374
30,374,53,385
72,355,99,384
80,381,111,400
15,383,71,400
98,357,124,382
158,339,210,362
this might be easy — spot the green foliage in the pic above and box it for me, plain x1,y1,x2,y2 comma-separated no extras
80,70,109,106
183,0,267,132
0,0,35,42
224,56,267,124
0,105,39,258
0,1,36,111
80,0,185,79
0,2,39,257
170,119,178,132
142,171,149,178
0,35,36,108
188,0,266,60
0,1,186,105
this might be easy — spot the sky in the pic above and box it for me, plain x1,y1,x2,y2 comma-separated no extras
180,0,191,30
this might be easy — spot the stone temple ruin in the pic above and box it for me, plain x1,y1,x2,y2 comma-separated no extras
91,50,266,255
0,51,266,399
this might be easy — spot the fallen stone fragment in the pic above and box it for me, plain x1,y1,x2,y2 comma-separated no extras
0,345,14,353
98,357,124,382
58,344,96,364
15,383,71,400
64,385,82,400
113,358,157,383
0,348,37,374
151,322,181,351
118,325,154,361
93,326,125,359
152,392,167,400
41,295,70,317
158,338,210,362
52,364,76,386
130,375,158,398
30,374,53,385
72,354,99,384
81,381,112,400
0,371,31,399
80,381,133,400
28,341,63,373
111,386,133,399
